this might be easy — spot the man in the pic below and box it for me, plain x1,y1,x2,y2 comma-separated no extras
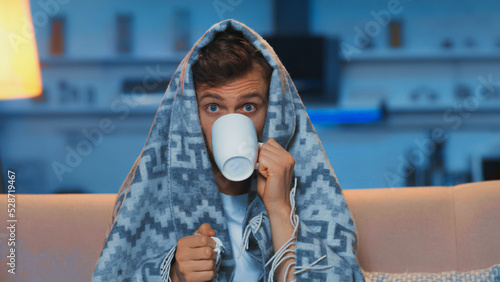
172,26,297,282
93,20,364,282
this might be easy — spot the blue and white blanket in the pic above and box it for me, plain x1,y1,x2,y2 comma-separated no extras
92,19,365,282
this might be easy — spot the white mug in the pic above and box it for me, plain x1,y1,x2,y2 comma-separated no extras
211,113,261,182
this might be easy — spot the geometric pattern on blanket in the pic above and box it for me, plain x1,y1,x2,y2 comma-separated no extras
92,19,365,281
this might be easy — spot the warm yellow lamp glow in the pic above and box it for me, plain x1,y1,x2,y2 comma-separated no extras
0,0,42,100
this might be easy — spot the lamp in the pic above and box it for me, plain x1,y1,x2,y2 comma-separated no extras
0,0,42,192
0,0,42,100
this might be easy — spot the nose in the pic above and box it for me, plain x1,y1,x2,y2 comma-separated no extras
220,108,238,116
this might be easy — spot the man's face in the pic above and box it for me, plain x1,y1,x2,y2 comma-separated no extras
195,64,269,166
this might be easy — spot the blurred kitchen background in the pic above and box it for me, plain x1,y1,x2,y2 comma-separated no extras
1,0,499,193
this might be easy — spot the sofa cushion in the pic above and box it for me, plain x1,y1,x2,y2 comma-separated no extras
344,180,500,273
344,186,458,273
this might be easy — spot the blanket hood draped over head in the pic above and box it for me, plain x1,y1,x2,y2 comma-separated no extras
93,19,364,282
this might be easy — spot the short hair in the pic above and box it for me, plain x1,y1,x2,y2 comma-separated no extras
192,26,273,90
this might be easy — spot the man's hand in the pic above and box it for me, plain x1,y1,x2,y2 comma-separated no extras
256,138,295,214
170,224,217,282
256,138,296,281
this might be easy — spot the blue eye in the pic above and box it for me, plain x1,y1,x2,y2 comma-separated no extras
207,105,219,112
243,104,255,112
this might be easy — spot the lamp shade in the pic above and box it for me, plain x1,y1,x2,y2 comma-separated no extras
0,0,42,100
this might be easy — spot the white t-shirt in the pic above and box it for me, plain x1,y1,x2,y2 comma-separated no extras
220,193,263,281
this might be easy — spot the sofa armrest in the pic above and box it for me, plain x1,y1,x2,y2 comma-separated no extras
0,194,116,282
344,180,500,273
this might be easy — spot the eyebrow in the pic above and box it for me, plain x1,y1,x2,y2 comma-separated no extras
198,92,267,103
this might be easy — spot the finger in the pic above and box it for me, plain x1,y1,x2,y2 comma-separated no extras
264,138,281,150
183,234,217,249
257,170,267,185
257,150,281,178
257,162,269,178
181,260,216,272
256,151,268,176
194,223,216,237
256,171,268,197
182,270,215,282
259,149,283,164
260,141,287,160
178,246,216,261
259,146,295,170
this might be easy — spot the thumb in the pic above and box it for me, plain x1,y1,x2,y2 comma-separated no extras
256,171,267,196
194,223,216,237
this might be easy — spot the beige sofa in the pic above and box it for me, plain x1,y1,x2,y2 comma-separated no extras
1,181,499,281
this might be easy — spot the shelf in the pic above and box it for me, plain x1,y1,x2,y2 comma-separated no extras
340,52,500,63
307,108,382,124
2,104,499,128
40,57,185,67
0,107,158,118
38,51,500,67
0,106,383,124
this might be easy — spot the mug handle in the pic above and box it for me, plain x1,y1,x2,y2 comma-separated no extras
255,142,263,170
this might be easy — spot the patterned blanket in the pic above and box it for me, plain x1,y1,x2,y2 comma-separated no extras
92,19,364,282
